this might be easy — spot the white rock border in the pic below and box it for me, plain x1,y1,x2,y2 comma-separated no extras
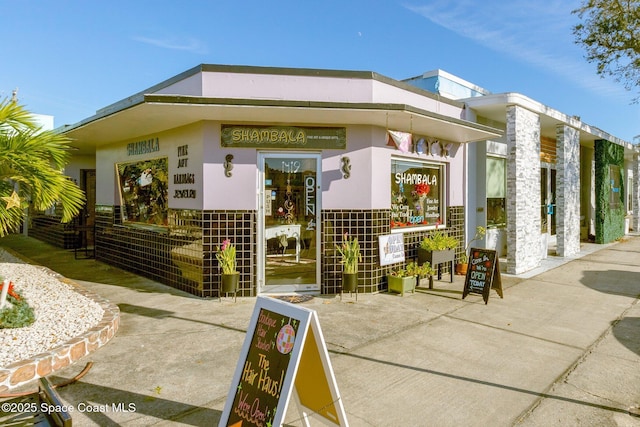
0,248,119,392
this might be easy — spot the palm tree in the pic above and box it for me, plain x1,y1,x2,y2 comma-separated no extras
0,98,85,236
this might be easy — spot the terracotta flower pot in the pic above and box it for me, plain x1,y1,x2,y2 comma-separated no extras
456,263,468,276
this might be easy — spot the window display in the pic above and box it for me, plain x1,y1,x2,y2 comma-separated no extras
116,157,169,225
390,158,444,229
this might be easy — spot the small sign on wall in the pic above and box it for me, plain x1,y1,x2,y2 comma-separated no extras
378,233,406,266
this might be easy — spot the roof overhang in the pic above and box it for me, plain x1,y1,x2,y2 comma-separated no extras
464,92,634,151
61,95,502,154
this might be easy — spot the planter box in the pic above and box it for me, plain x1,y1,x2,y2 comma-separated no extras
418,248,455,265
387,275,416,296
416,276,434,289
485,228,507,257
417,248,454,282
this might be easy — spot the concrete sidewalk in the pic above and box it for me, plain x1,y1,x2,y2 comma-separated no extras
1,234,639,426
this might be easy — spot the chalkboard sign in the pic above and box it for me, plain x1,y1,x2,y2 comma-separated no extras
462,248,504,304
219,296,348,427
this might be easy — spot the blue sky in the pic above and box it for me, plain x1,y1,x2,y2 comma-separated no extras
1,0,638,142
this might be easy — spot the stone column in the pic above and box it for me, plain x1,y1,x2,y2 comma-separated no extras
506,105,541,274
556,125,581,256
633,153,640,232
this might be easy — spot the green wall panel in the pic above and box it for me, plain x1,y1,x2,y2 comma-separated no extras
594,139,625,244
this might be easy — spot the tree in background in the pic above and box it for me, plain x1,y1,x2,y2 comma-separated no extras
0,98,85,236
573,0,640,100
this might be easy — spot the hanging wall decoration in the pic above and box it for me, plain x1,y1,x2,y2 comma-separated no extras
224,154,234,177
283,178,295,224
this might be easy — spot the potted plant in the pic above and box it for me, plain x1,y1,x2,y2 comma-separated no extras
336,233,362,293
407,261,436,289
456,226,486,275
216,239,239,294
387,263,418,296
418,228,458,268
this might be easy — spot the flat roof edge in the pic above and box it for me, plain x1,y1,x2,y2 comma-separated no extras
142,94,502,135
465,92,632,146
60,64,469,133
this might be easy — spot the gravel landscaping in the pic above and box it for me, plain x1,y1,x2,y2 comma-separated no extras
0,249,104,367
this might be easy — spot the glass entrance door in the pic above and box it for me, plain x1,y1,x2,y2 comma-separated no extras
258,153,321,294
540,166,557,235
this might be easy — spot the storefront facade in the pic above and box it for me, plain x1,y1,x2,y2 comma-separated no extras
55,64,500,297
31,65,637,294
406,70,640,274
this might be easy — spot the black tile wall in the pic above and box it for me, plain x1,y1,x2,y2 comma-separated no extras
322,206,465,294
202,210,256,298
90,205,464,297
95,206,255,298
29,215,77,249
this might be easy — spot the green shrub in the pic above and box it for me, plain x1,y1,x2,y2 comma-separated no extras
0,294,35,328
419,229,459,251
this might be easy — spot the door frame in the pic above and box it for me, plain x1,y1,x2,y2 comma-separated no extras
257,151,322,294
540,163,557,236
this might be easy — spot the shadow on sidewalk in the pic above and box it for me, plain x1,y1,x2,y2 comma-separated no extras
613,317,640,357
337,351,635,418
54,381,221,426
580,269,640,298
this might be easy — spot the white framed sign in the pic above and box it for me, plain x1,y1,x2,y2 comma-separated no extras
378,233,406,266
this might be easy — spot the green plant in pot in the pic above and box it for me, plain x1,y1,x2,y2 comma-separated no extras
216,239,239,295
336,233,362,293
418,228,459,266
456,226,486,275
419,229,459,251
387,263,421,296
407,261,436,289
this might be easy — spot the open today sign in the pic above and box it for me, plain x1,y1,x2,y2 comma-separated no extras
462,248,504,304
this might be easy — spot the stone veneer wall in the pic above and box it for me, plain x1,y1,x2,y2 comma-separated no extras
594,140,625,243
322,206,464,294
506,105,541,274
556,125,581,257
633,153,640,232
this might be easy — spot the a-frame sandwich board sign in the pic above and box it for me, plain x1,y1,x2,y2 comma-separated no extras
462,248,504,304
219,296,348,427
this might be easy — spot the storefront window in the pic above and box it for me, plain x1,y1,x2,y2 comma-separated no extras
390,158,444,229
487,157,506,228
116,157,169,226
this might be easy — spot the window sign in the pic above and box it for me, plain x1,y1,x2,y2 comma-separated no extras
116,157,169,225
390,159,444,229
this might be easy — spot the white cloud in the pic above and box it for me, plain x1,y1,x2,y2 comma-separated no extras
404,0,628,98
132,35,208,55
